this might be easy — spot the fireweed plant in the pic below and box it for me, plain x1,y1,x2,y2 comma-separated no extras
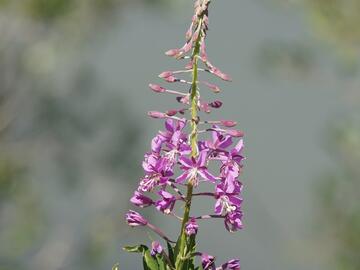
123,1,244,269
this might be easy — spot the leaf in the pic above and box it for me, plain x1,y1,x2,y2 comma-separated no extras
156,254,167,270
167,242,175,265
143,257,150,270
143,249,159,270
123,244,148,253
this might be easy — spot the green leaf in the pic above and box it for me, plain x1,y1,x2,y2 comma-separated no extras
156,254,167,270
112,263,120,270
143,249,159,270
143,257,150,270
123,244,148,253
167,242,175,265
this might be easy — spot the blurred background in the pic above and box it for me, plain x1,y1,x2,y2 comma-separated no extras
0,0,359,270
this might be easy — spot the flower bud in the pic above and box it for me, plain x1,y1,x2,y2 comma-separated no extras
211,67,232,81
164,76,178,83
166,110,178,116
201,254,216,270
158,71,173,78
125,210,148,227
130,191,153,208
221,120,237,127
148,111,167,119
149,84,165,93
185,218,198,236
225,129,244,137
150,241,163,256
203,81,221,93
209,100,223,108
165,48,181,57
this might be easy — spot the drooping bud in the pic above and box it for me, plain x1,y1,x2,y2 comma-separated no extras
164,76,178,83
125,210,148,227
130,191,154,208
148,111,167,119
210,67,232,81
225,129,244,137
150,241,163,256
149,84,166,93
166,110,178,116
158,71,173,78
201,254,216,270
203,81,221,93
209,100,223,108
221,120,237,127
165,48,181,57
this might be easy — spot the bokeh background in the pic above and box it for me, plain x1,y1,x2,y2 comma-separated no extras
0,0,359,270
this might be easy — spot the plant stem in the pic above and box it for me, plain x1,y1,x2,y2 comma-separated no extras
175,17,203,270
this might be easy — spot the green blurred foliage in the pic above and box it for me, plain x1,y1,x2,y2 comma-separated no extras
316,120,360,270
304,0,360,50
256,41,314,77
0,0,161,269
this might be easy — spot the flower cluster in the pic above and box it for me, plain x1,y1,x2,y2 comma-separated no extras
128,120,244,231
123,0,244,269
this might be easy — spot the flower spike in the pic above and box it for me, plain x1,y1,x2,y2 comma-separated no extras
124,1,245,269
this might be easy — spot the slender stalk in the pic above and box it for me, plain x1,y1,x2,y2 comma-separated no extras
175,17,203,270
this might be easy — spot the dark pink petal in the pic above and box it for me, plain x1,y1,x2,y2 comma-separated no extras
178,156,193,168
197,150,208,167
165,118,174,132
176,171,189,183
198,168,217,183
218,136,233,149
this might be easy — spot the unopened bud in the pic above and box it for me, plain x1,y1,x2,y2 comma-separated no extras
165,48,181,57
148,111,167,119
203,81,221,93
211,67,232,81
209,100,223,108
221,120,237,127
149,84,165,93
164,76,178,83
225,129,244,137
166,110,177,116
158,71,173,78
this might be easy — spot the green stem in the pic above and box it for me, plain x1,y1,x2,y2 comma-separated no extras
175,18,203,270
